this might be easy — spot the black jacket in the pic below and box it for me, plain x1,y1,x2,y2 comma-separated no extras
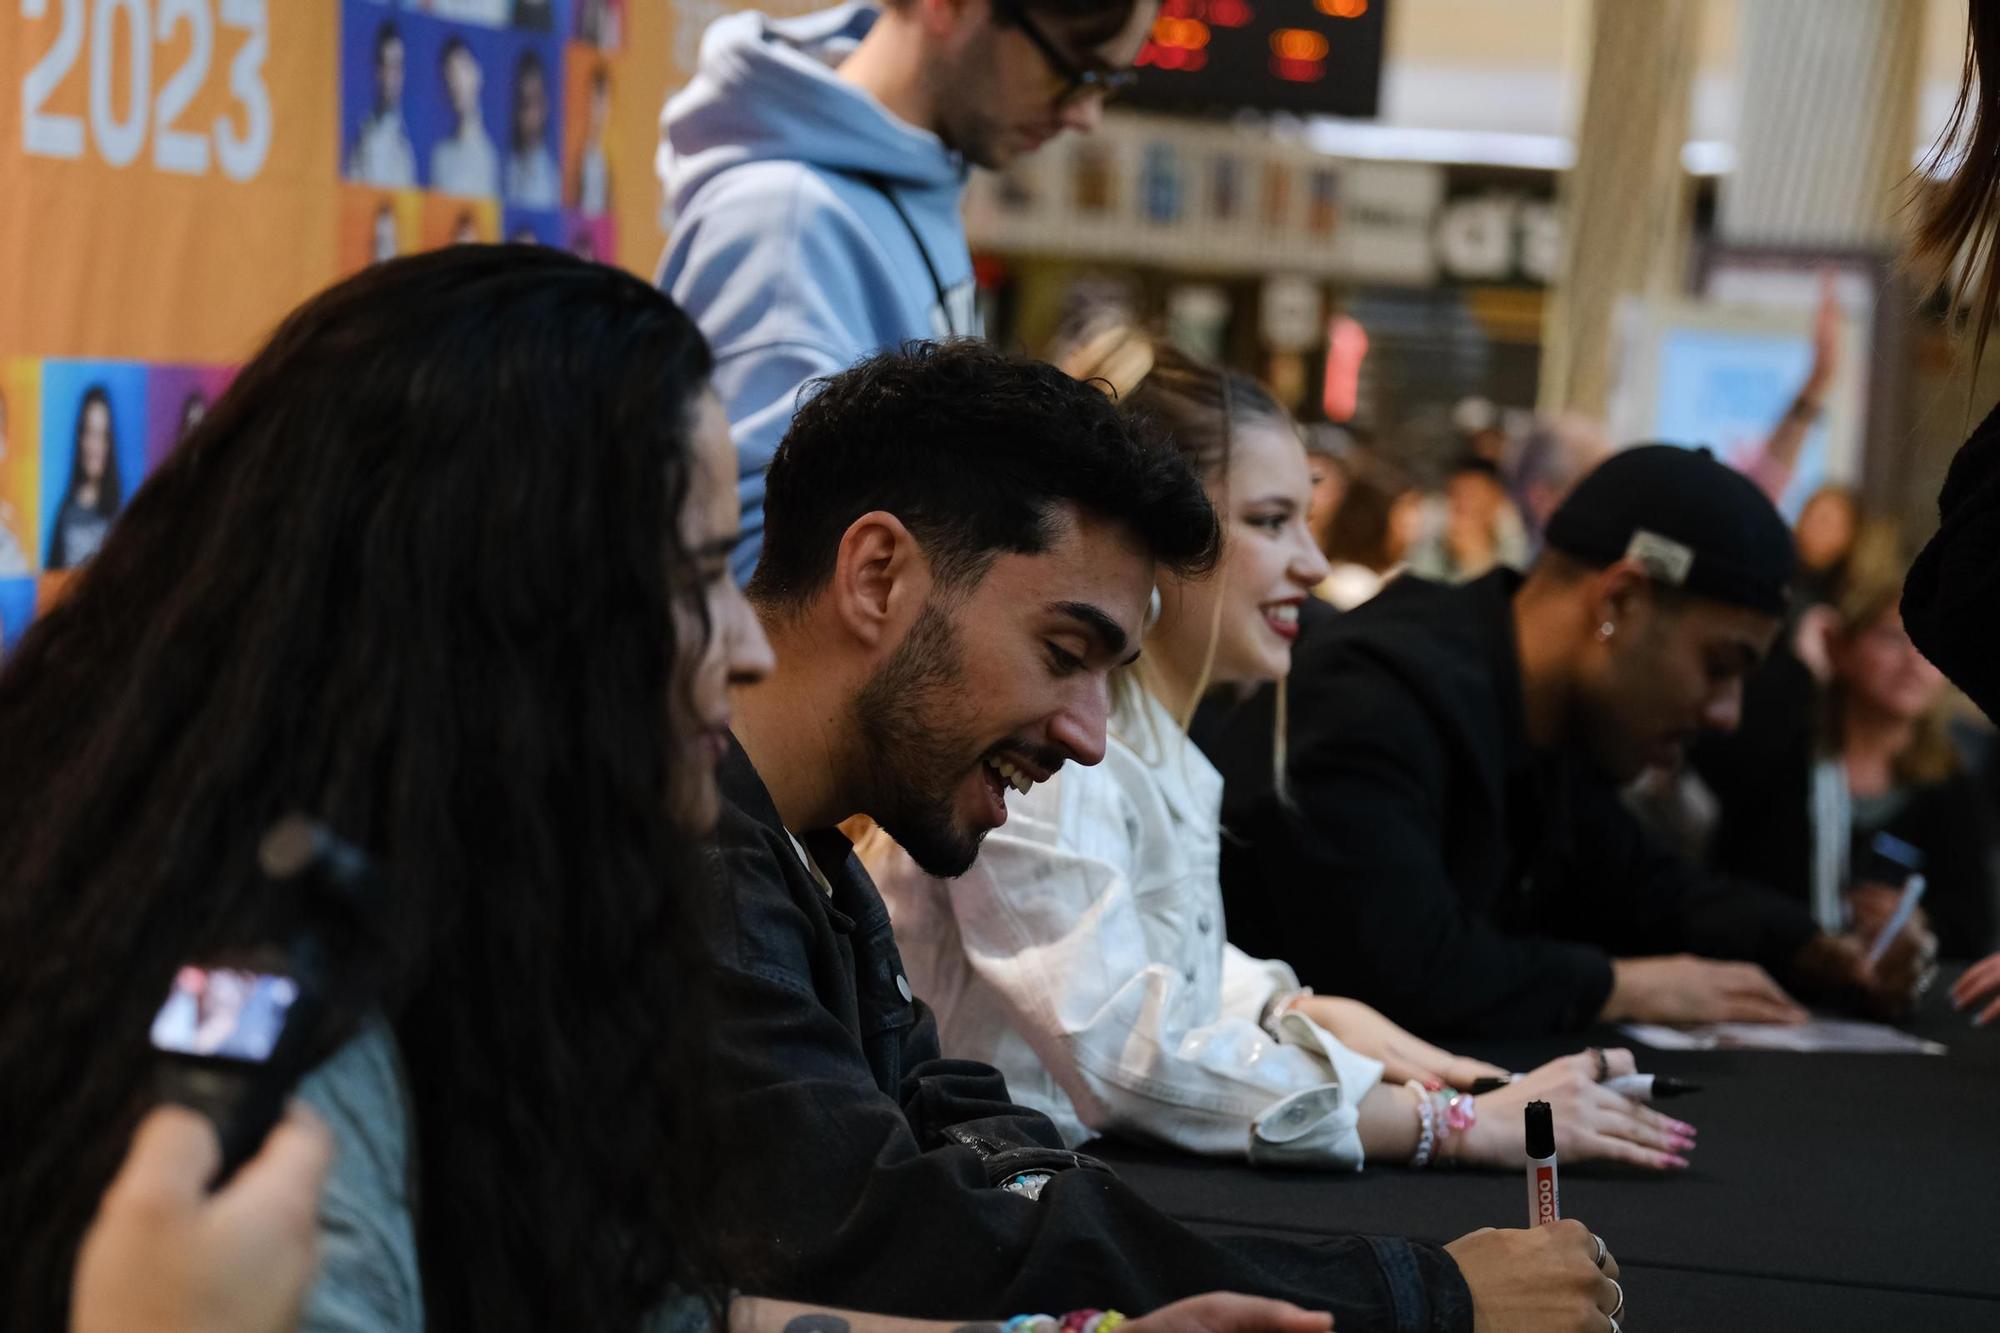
697,739,1473,1330
1204,571,1820,1039
1907,399,2000,722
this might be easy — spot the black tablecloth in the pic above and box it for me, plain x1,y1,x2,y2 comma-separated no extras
1089,997,2000,1330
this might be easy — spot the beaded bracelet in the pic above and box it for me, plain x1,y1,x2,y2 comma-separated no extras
1407,1082,1483,1167
1405,1079,1438,1168
1004,1312,1127,1333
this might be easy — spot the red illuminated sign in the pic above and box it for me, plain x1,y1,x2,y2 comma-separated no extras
1126,0,1387,118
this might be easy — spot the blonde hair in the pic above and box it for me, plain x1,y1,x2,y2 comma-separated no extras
1823,529,1959,786
1057,319,1295,793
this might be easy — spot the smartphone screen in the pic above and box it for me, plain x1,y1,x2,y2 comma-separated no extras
149,965,300,1063
1861,831,1925,884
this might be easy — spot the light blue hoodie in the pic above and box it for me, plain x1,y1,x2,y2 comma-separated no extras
658,4,977,582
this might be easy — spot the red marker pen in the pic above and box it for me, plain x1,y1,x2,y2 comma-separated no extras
1525,1100,1560,1226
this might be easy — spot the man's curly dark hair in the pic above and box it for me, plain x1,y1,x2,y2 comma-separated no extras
748,338,1220,610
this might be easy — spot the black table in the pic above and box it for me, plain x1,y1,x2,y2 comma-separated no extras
1089,998,2000,1331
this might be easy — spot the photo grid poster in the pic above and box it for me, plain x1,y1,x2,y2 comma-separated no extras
1,0,816,650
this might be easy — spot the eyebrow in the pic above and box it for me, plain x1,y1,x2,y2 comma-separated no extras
1047,600,1138,665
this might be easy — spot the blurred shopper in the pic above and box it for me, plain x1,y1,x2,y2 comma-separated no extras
1700,554,1995,960
1508,413,1610,553
1211,446,1929,1039
1300,425,1352,561
1793,483,1863,608
658,0,1157,581
1316,454,1420,612
1440,455,1527,581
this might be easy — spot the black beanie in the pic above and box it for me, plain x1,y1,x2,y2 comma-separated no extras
1543,444,1795,616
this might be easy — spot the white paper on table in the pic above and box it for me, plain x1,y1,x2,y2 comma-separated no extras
1620,1020,1946,1055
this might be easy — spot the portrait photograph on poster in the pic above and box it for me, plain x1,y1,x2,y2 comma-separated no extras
38,362,147,574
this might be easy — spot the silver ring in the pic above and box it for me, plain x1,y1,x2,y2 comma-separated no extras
1591,1233,1608,1270
1608,1278,1625,1321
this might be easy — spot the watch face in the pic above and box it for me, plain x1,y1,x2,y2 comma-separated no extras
150,965,300,1063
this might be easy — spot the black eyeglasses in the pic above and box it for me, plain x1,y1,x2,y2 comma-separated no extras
997,1,1140,106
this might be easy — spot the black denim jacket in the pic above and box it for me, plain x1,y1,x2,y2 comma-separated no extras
694,738,1472,1332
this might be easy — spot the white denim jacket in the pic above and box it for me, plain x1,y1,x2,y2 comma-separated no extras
863,689,1383,1169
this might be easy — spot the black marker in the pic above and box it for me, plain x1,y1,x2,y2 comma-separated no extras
1525,1100,1559,1226
1602,1073,1702,1100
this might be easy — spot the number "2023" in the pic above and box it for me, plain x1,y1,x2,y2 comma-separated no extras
20,0,271,180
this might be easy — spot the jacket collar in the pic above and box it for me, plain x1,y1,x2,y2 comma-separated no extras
1114,687,1224,831
719,733,890,935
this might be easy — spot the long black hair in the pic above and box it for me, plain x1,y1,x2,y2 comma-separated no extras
0,246,720,1331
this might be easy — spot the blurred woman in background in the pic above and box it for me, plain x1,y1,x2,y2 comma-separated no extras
1706,551,1996,960
1314,453,1420,611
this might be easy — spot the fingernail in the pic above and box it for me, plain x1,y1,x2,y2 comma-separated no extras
1672,1120,1696,1134
1423,1077,1443,1092
1667,1155,1691,1169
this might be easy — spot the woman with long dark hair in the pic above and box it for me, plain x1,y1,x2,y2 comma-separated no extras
0,245,759,1332
46,383,123,570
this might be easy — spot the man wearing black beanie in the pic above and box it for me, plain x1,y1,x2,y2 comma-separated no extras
1209,445,1929,1037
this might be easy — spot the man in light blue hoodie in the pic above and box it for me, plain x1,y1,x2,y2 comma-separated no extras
658,0,1157,581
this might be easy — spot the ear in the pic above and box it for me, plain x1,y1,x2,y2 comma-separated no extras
1588,559,1651,635
829,511,930,651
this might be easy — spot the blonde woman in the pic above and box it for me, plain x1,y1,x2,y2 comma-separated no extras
864,329,1697,1173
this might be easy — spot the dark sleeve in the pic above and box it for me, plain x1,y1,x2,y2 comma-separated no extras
1556,774,1820,980
699,822,1472,1330
1228,667,1614,1039
1905,400,2000,722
